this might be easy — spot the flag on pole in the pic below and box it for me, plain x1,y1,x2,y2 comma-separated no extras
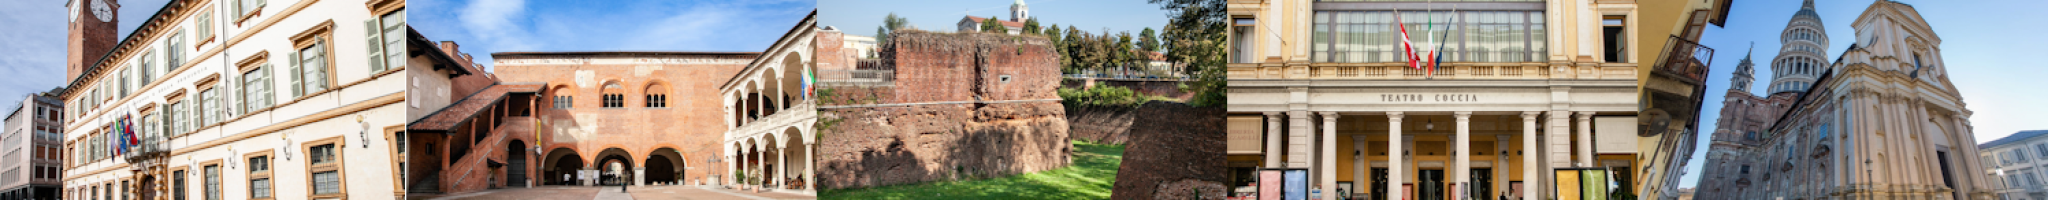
124,115,139,147
1422,6,1439,77
1394,9,1422,70
802,68,816,99
1431,7,1459,76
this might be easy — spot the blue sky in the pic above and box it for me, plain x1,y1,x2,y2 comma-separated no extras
0,0,173,112
818,0,1168,39
408,0,815,70
1679,0,2048,188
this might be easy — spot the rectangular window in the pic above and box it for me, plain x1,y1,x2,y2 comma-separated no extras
173,169,186,200
291,40,330,97
248,155,272,199
234,0,264,20
205,165,220,200
198,11,214,41
169,31,187,67
1232,18,1255,63
162,102,179,135
243,65,273,113
142,51,156,84
1602,16,1626,63
1309,11,1547,63
307,142,343,197
366,11,407,73
119,67,131,97
199,88,216,126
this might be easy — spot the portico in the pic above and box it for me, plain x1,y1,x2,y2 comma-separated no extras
1228,75,1638,200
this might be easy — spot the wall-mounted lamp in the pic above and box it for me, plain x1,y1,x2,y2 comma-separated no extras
358,115,371,148
280,134,292,161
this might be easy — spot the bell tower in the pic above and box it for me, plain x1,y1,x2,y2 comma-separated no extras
1010,0,1028,22
68,0,120,84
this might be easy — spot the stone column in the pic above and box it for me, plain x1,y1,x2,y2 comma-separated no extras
1453,111,1471,199
1320,112,1338,200
1576,112,1595,167
1386,112,1405,200
1267,112,1283,168
1521,112,1539,200
777,146,787,190
806,142,816,191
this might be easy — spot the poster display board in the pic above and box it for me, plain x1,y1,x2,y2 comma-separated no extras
1335,182,1352,200
1553,168,1613,200
1260,169,1283,200
1284,169,1308,200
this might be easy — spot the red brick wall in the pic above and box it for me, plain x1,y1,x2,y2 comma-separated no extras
492,53,756,185
816,30,850,72
884,31,1061,103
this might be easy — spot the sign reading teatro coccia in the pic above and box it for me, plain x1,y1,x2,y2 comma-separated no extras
1379,94,1480,102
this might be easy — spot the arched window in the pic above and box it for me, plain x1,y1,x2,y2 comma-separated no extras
602,83,625,108
645,83,668,108
552,85,575,109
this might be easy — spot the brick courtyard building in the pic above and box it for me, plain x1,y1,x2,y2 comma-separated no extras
406,11,818,195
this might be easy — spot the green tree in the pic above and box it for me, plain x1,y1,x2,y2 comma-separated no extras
1022,18,1041,35
1138,27,1160,52
1073,26,1089,72
878,13,910,44
981,16,1009,33
1115,31,1135,77
1149,0,1226,107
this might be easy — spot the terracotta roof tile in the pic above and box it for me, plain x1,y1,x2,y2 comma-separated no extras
409,84,545,132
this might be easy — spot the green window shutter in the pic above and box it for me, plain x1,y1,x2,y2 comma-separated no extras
232,0,242,18
261,64,273,107
311,40,329,91
365,19,383,72
289,51,302,97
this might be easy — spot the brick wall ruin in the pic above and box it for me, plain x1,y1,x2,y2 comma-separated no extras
1110,101,1228,200
817,31,1070,189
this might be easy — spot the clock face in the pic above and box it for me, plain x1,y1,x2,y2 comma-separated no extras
91,0,112,22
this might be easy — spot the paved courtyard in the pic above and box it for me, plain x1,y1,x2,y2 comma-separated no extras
419,186,815,200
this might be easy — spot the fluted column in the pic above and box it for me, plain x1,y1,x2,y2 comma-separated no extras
1453,111,1471,198
1267,112,1283,168
1320,112,1338,200
1387,112,1405,200
1521,111,1540,200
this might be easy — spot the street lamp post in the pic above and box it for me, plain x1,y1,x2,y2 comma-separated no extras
1864,159,1872,200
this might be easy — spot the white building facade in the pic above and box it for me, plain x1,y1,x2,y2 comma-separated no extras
721,12,819,194
1226,0,1645,200
59,0,408,200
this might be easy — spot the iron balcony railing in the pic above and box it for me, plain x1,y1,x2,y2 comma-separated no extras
1654,35,1713,82
124,136,171,162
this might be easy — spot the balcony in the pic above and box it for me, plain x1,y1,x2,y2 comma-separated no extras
1228,62,1636,80
123,136,171,163
727,100,816,141
1653,35,1714,83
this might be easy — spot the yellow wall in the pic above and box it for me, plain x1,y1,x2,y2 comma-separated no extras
1334,133,1532,197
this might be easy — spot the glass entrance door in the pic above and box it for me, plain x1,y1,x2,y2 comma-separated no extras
1371,168,1388,200
1472,169,1492,200
1419,170,1444,200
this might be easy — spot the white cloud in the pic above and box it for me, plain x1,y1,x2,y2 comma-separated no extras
459,0,537,51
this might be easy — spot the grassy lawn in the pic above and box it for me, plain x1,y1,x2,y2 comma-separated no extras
821,140,1126,200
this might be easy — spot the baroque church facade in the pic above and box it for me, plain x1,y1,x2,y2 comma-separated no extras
1694,1,1993,199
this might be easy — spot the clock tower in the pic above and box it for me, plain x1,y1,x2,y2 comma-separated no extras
67,0,119,84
